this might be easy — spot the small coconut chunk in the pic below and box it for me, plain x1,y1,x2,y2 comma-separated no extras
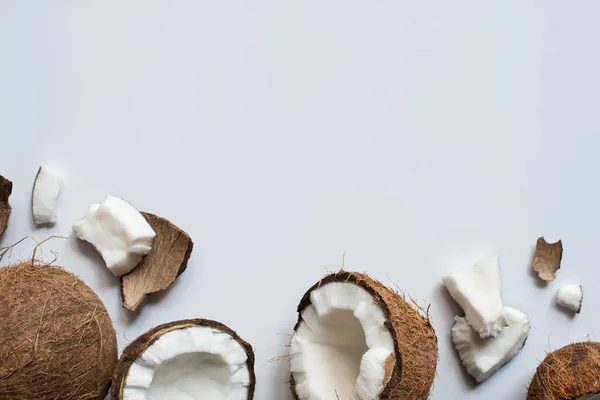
73,195,156,277
532,237,563,281
452,306,530,382
443,255,508,338
31,166,63,225
121,212,193,311
556,284,583,313
0,175,12,238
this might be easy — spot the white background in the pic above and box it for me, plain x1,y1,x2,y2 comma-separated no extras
1,2,599,399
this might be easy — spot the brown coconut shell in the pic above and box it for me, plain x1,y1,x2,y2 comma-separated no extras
532,237,563,281
0,262,118,400
112,318,256,400
121,212,193,311
527,342,600,400
0,175,12,237
291,271,438,400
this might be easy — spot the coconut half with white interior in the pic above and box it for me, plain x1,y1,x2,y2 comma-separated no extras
112,319,255,400
290,271,438,400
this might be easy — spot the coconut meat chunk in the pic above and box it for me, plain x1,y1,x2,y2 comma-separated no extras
32,165,63,225
122,326,250,400
556,284,583,313
290,282,394,400
73,195,156,276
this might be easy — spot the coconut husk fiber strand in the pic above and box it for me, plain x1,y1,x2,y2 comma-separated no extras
527,342,600,400
0,262,117,400
0,175,12,237
112,319,256,400
292,271,438,400
532,237,563,281
121,212,193,311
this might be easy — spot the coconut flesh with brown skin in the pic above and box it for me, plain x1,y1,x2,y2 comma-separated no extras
0,175,12,237
527,342,600,400
290,271,438,400
112,319,256,400
121,212,193,311
0,262,118,400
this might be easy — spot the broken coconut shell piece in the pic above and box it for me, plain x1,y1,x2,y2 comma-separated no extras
532,237,563,281
527,342,600,400
112,319,255,400
0,262,118,400
0,175,12,237
121,212,193,311
290,271,438,400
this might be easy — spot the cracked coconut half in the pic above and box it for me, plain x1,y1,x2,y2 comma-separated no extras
121,212,193,311
112,319,255,400
0,175,12,237
0,262,118,400
289,271,438,400
532,237,563,281
528,342,600,400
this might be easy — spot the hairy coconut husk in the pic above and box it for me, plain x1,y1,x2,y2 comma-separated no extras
0,262,118,400
532,237,563,281
0,175,12,238
112,318,256,399
121,212,193,311
527,342,600,400
291,271,438,400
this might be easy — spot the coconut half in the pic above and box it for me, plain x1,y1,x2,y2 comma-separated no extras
0,262,118,400
290,271,438,400
0,175,12,237
112,319,255,400
121,212,193,311
528,342,600,400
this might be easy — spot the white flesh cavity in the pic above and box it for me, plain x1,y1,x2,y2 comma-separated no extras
72,195,156,276
443,255,508,338
32,166,63,225
290,282,394,400
123,326,250,400
556,284,583,313
452,306,530,382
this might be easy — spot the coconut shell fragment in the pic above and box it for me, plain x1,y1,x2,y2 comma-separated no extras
121,212,193,311
0,175,12,237
0,262,118,400
527,342,600,400
532,237,563,281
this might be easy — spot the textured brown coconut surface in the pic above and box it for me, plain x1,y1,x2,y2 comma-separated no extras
121,212,193,311
291,271,438,400
0,175,12,237
111,318,256,400
0,262,118,400
532,237,563,281
527,342,600,400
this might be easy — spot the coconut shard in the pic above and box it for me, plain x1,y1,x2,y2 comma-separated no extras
121,212,193,311
112,319,255,400
290,271,438,400
0,262,118,400
528,342,600,400
532,237,563,281
0,175,12,237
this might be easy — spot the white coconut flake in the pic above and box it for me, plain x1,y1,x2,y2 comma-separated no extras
452,306,530,382
32,165,63,225
123,326,250,400
72,195,156,276
290,282,394,400
443,255,508,338
556,284,583,313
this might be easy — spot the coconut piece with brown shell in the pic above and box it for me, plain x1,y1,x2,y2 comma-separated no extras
532,237,563,281
528,342,600,400
121,212,193,311
290,271,438,400
0,175,12,237
0,262,118,400
112,319,255,400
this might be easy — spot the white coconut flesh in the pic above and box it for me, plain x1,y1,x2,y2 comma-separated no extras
290,282,394,400
122,326,251,400
32,165,63,225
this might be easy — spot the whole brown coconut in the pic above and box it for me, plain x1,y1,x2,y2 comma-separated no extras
0,262,118,400
527,342,600,400
291,271,438,400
